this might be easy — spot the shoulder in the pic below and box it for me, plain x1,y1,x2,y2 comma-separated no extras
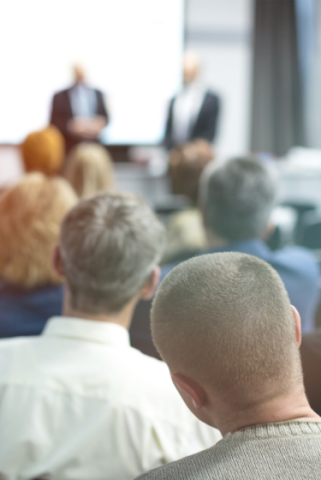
271,246,319,280
204,90,220,103
134,444,217,480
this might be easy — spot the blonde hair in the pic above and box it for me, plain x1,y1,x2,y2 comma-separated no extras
152,253,302,408
64,143,115,198
0,173,77,289
21,126,65,175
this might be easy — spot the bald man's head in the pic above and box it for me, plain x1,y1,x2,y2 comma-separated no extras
151,253,302,408
183,51,200,85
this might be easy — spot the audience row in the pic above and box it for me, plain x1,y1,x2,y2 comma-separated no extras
0,130,321,479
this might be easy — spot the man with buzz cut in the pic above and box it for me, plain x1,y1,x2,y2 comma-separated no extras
0,192,221,480
136,252,321,480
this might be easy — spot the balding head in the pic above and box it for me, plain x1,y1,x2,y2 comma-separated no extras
151,253,302,409
73,63,86,84
183,51,201,85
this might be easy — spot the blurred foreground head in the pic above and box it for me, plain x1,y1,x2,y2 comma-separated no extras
201,156,277,242
151,252,302,415
0,173,77,289
22,126,65,176
64,143,115,198
59,192,165,314
169,139,214,206
183,51,201,85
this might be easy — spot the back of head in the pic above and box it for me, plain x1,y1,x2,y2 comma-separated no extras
202,156,277,242
64,143,115,198
22,126,65,176
60,192,165,314
0,173,77,289
152,252,302,408
169,140,214,205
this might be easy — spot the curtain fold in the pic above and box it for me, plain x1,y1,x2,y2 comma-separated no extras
250,0,306,156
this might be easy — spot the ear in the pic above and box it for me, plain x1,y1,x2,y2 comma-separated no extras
52,245,65,279
291,305,302,346
140,266,160,300
171,372,207,410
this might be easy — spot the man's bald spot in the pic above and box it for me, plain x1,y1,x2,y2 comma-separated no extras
151,253,302,407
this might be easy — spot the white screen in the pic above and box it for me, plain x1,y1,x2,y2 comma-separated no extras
0,0,184,145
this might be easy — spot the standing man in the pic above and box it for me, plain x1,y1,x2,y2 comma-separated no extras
164,51,220,150
50,64,109,152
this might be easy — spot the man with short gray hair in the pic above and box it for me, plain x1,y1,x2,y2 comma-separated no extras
0,192,221,480
161,156,319,333
136,252,321,480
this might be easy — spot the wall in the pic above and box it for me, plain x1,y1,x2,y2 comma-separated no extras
185,0,253,157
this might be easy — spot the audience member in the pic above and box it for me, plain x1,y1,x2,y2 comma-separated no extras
164,156,320,333
0,173,77,338
165,140,214,261
300,329,321,416
21,126,65,175
136,253,321,480
64,142,115,198
0,192,221,479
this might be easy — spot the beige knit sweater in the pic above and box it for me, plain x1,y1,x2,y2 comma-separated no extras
135,421,321,479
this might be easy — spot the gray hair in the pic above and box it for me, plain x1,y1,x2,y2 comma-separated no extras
60,192,165,314
200,157,278,242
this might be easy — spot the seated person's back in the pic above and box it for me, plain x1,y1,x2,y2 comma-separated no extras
0,173,77,338
0,192,220,480
137,253,321,480
163,156,320,333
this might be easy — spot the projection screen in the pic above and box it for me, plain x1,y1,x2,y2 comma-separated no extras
0,0,184,145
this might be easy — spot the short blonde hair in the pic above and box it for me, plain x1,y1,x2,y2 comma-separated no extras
64,143,115,198
152,253,302,408
0,173,77,289
21,126,65,175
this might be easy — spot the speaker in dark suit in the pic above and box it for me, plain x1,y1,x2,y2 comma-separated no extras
50,64,109,152
164,52,220,150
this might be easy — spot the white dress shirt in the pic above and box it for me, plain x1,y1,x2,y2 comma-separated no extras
69,83,97,117
172,83,205,145
0,317,221,480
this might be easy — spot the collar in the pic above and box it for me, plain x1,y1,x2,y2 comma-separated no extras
43,317,130,347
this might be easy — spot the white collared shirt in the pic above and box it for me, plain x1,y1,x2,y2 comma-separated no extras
0,317,221,480
69,83,97,117
172,83,205,145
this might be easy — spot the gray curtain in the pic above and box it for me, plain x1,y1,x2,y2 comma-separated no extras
250,0,306,156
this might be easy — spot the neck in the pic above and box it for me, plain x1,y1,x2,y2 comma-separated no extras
62,289,138,331
213,386,321,436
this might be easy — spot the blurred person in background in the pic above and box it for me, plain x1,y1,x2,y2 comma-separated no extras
64,142,115,198
0,192,220,480
164,139,214,263
131,157,319,360
50,63,109,152
0,173,77,338
189,157,319,333
21,125,65,175
164,51,220,150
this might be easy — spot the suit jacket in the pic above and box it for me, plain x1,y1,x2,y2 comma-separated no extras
164,90,220,149
50,86,109,151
